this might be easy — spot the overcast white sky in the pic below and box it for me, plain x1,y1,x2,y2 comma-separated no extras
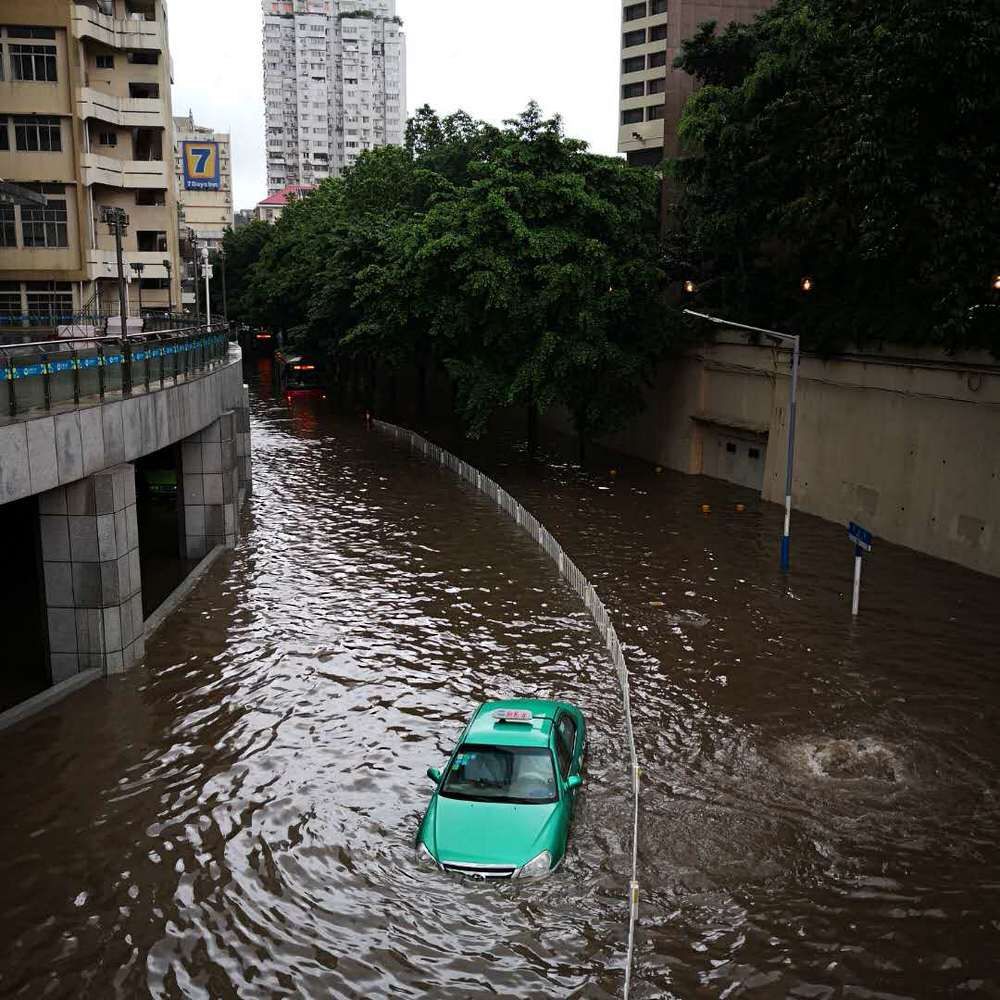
169,0,622,211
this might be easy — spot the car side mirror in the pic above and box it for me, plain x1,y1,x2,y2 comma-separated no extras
427,767,442,783
566,774,582,790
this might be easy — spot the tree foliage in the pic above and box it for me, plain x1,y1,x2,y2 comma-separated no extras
240,103,671,447
671,0,1000,352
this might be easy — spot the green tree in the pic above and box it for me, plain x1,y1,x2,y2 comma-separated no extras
672,0,1000,352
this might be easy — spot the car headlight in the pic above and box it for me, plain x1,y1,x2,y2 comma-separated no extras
416,841,438,867
516,850,552,878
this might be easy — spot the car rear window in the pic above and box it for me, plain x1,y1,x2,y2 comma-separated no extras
440,743,558,805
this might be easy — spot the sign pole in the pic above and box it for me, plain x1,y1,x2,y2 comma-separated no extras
847,521,872,616
851,544,863,616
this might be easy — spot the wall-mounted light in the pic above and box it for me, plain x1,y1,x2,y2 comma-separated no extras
683,279,696,294
992,274,1000,292
800,276,814,293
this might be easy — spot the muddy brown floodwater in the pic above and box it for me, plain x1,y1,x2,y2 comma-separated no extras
0,368,998,1000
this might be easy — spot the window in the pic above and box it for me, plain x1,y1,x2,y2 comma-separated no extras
10,44,57,82
13,116,62,152
0,206,16,248
26,281,72,317
651,0,668,12
623,2,646,21
647,105,665,121
440,744,558,805
21,200,68,248
96,54,114,69
622,55,645,74
622,82,644,99
98,131,117,146
136,230,167,252
647,77,665,95
0,117,8,151
749,447,761,460
650,23,667,42
556,716,576,778
649,51,667,67
128,82,159,99
127,51,159,65
135,189,165,206
622,108,643,125
7,26,56,39
0,282,20,316
622,28,646,47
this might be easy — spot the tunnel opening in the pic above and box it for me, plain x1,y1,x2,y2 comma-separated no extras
0,497,49,712
134,445,196,619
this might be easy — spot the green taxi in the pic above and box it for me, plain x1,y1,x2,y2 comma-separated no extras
416,698,586,879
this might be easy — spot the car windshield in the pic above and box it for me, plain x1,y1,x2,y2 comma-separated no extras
440,743,558,805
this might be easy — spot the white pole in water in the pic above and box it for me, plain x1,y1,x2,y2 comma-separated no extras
851,544,863,616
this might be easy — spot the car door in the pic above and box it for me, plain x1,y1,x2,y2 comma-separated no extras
555,713,579,802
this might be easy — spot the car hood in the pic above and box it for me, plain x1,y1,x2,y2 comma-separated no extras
425,794,560,867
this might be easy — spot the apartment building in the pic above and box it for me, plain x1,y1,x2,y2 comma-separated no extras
618,0,774,165
262,0,406,194
173,112,233,254
0,0,182,330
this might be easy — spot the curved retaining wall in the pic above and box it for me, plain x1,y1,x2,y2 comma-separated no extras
375,420,642,997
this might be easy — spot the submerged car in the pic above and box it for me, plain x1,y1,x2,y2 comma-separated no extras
416,698,586,879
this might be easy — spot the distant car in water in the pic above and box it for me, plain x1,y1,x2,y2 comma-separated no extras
274,350,325,398
138,467,177,498
252,329,276,354
416,699,586,879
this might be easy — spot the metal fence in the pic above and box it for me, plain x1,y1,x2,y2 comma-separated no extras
375,420,642,998
0,324,231,419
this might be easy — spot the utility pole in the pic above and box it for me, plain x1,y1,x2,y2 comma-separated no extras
130,261,145,323
102,207,129,339
163,257,173,316
684,308,801,572
219,246,228,325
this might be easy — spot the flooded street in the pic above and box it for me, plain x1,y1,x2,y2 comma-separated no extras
1,367,998,999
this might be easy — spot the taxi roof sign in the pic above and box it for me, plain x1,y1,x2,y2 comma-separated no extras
493,709,533,722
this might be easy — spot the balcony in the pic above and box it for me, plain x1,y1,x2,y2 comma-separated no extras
86,249,172,281
71,4,164,52
76,88,165,129
81,152,169,190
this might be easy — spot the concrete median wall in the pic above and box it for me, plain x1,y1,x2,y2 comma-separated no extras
545,333,1000,578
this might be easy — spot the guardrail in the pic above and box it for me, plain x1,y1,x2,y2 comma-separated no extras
375,421,643,998
0,324,231,419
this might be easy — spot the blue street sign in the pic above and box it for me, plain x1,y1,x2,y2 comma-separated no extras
848,521,873,551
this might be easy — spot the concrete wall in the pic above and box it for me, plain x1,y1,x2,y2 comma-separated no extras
546,333,1000,578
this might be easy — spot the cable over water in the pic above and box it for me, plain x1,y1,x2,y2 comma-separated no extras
374,420,643,998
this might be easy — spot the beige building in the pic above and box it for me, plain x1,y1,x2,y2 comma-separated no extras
0,0,182,331
173,112,233,252
618,0,774,165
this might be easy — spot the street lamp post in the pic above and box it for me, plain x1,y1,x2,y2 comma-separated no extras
163,257,173,316
684,308,801,572
201,246,212,325
102,207,129,339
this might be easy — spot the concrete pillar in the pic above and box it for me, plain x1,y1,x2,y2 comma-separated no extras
38,465,144,679
235,384,252,501
180,410,241,560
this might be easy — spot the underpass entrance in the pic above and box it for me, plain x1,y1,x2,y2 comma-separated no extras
0,497,48,711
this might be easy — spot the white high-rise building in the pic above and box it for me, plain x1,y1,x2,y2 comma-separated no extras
262,0,406,194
